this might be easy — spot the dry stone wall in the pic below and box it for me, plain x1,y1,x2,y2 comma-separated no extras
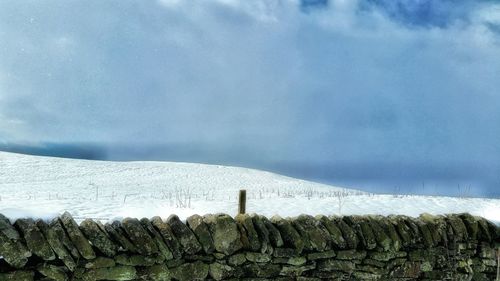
0,212,498,281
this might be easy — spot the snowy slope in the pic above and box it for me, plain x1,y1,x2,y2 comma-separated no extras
0,151,499,224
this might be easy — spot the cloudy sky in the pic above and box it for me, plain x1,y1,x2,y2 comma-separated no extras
1,0,499,196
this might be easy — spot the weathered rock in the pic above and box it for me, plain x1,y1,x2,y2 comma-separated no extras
140,218,174,260
336,249,366,260
0,271,34,281
378,217,402,251
209,262,234,280
261,215,284,248
228,253,246,266
37,264,67,281
242,263,281,278
370,250,407,262
137,264,170,281
292,215,331,252
151,216,183,259
83,265,137,281
0,214,20,240
167,215,203,255
35,222,75,272
204,214,243,255
49,218,81,260
59,212,95,259
458,213,479,240
345,216,377,250
115,254,156,266
416,219,435,248
366,216,392,251
186,214,215,254
246,252,271,263
104,221,138,253
80,219,118,257
271,215,304,253
250,214,272,254
388,215,413,247
121,218,158,256
171,261,209,281
15,218,55,260
274,256,307,265
316,215,347,249
280,262,316,277
331,216,358,249
317,259,355,273
236,214,261,252
307,250,336,261
446,214,469,242
0,231,31,268
83,256,116,269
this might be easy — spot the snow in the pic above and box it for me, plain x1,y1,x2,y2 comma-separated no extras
0,151,499,224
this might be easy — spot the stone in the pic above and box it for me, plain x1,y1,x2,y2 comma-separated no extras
370,250,407,262
228,253,247,266
209,262,235,280
121,217,158,255
50,218,81,259
291,215,331,252
0,271,34,281
151,216,183,259
0,231,31,268
235,214,261,252
15,219,56,261
137,264,171,281
416,220,435,248
204,214,243,255
273,248,296,258
317,259,355,273
307,250,336,261
186,214,215,254
261,215,284,248
316,215,347,249
271,215,304,253
458,213,479,240
84,257,116,269
366,216,392,251
343,216,377,250
37,264,67,281
80,219,118,257
274,256,307,265
336,249,366,260
242,263,281,278
0,214,20,240
140,218,174,260
167,214,203,255
115,254,156,266
59,212,96,259
446,214,469,242
246,252,271,263
378,217,402,251
104,221,138,253
280,262,316,277
251,214,272,254
84,265,137,281
390,261,422,279
36,219,77,271
171,261,209,281
331,216,358,249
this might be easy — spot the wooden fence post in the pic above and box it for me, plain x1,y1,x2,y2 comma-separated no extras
238,189,247,215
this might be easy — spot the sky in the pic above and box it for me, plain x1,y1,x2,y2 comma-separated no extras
1,0,500,196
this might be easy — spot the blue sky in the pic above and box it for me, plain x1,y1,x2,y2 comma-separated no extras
1,0,499,196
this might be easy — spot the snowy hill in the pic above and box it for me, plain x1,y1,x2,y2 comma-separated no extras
0,151,499,224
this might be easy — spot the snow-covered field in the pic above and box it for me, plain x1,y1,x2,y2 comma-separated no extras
0,151,499,224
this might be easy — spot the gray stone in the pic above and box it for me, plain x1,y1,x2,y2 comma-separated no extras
343,216,377,250
151,216,183,259
236,214,261,252
37,264,67,281
271,215,304,253
336,249,366,260
49,218,81,259
366,216,392,251
251,214,272,254
84,257,116,269
228,253,247,266
261,215,284,248
137,264,171,281
242,263,281,278
59,212,95,259
140,218,174,260
204,214,243,255
171,261,209,281
291,215,331,252
167,215,203,255
316,215,347,249
0,231,31,268
187,214,215,254
36,219,76,271
209,262,235,280
246,252,271,263
0,214,20,240
115,254,156,266
80,219,118,257
0,271,34,281
280,262,316,277
18,228,54,260
83,265,137,281
121,217,158,255
307,250,336,260
104,221,138,253
317,259,355,273
331,216,358,249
